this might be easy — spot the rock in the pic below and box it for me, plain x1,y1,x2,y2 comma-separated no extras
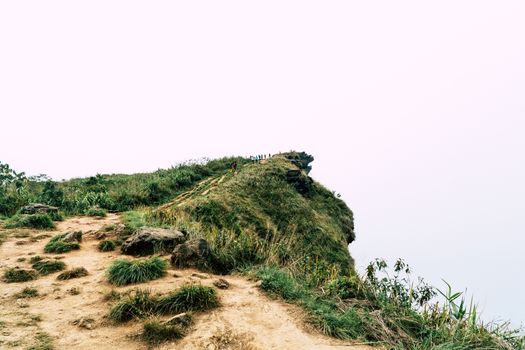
286,169,313,195
121,227,185,256
63,231,82,243
282,152,314,174
170,238,210,268
19,203,59,215
213,278,230,289
163,313,192,327
72,317,96,330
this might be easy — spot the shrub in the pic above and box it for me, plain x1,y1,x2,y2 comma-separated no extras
142,318,186,344
3,268,37,283
14,287,39,298
57,267,88,280
98,240,116,252
32,260,66,275
109,289,157,322
44,234,80,253
156,285,219,314
326,275,364,300
6,214,55,230
85,207,107,217
107,257,167,286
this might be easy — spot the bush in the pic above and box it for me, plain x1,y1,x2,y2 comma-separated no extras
6,214,55,230
85,207,107,217
14,287,39,298
44,234,80,253
29,255,43,264
326,275,364,300
3,268,37,283
106,257,167,286
57,267,88,280
98,240,116,252
156,285,219,314
142,318,186,344
32,260,66,275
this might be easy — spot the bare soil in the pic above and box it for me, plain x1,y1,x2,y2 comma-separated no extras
0,215,374,350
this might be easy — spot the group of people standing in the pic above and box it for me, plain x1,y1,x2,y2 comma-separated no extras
250,154,271,162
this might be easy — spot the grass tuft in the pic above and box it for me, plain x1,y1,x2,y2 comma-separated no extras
3,268,37,283
56,267,88,280
142,318,186,344
98,239,116,252
86,207,107,217
156,285,220,315
106,257,167,286
44,234,80,253
32,260,66,275
109,289,157,322
5,214,55,230
14,287,39,298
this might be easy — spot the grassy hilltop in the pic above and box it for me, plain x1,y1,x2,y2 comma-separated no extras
1,153,523,349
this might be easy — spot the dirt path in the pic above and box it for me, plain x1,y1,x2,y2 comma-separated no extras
0,215,375,350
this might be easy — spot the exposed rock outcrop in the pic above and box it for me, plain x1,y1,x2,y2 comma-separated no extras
282,152,314,174
63,231,82,243
286,169,314,195
19,203,59,215
170,238,210,268
121,227,185,256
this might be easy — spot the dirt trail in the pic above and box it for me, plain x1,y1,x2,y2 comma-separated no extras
0,215,375,350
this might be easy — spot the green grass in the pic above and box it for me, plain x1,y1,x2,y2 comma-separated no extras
108,285,219,323
142,318,187,344
44,234,80,253
98,239,116,252
27,331,53,350
156,285,219,315
14,287,39,298
3,268,37,283
56,267,88,280
5,214,55,230
106,257,167,286
29,255,43,264
32,260,66,275
85,207,107,217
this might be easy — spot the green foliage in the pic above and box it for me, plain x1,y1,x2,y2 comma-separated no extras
108,285,218,323
142,318,187,344
32,260,66,275
5,214,55,230
29,255,43,264
3,268,37,283
148,156,354,280
106,257,167,286
98,239,116,252
44,234,80,253
254,262,525,350
85,207,107,217
56,267,88,280
14,287,39,298
40,181,64,208
108,289,157,322
155,285,219,315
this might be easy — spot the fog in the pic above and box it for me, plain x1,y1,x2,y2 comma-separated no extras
1,1,523,326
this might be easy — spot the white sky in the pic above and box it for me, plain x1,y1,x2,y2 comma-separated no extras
1,1,524,326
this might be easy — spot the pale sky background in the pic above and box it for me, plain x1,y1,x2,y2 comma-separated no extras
1,1,524,327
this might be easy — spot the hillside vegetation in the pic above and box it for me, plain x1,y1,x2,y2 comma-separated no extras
1,153,523,349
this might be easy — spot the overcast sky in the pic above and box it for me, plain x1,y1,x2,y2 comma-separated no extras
1,1,524,326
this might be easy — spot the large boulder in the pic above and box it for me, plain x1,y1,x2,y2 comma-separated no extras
282,152,314,174
170,239,210,268
19,203,59,215
121,227,185,256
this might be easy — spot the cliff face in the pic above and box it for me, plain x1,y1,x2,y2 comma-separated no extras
149,153,355,277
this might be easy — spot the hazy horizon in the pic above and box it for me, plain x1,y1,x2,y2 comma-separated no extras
1,1,524,327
